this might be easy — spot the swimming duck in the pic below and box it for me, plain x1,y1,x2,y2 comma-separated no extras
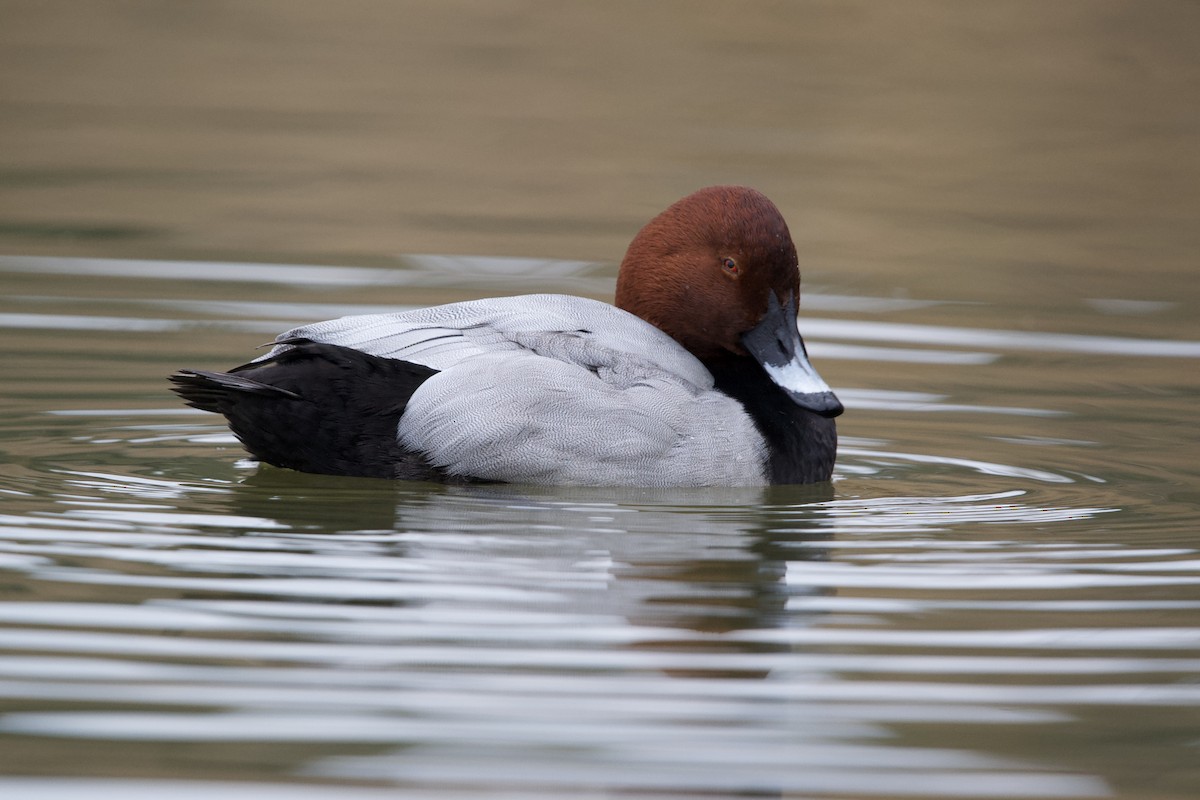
170,186,842,486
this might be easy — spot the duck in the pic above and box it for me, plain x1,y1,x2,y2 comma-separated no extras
170,186,843,486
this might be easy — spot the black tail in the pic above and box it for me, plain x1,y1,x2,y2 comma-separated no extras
170,339,443,480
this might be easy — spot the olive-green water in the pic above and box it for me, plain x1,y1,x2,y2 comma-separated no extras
1,3,1198,798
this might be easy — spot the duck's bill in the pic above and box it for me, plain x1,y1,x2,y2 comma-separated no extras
742,292,844,418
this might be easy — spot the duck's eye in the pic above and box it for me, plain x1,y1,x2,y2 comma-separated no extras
721,257,740,276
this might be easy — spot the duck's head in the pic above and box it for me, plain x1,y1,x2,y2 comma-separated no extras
616,185,843,418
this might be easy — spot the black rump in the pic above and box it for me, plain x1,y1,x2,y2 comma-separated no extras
169,339,443,480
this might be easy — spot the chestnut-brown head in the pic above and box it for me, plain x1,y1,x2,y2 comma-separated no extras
616,186,842,418
615,186,800,360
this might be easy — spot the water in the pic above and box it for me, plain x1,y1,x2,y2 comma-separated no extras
2,3,1200,799
2,253,1197,799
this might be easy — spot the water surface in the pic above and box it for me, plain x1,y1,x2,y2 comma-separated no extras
2,252,1198,799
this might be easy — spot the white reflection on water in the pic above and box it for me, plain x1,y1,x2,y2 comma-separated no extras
0,778,469,800
838,389,1065,417
838,445,1080,482
813,489,1116,524
0,312,284,334
0,254,604,290
805,317,1200,358
811,342,998,364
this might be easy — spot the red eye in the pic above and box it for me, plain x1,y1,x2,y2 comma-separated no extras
721,257,740,276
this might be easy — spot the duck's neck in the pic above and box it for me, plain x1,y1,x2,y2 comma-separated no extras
704,355,837,484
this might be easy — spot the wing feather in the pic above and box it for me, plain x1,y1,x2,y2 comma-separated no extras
267,295,713,390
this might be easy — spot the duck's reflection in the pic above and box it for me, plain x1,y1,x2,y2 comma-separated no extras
229,470,836,679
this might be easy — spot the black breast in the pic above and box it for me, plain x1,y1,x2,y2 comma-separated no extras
705,357,838,484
